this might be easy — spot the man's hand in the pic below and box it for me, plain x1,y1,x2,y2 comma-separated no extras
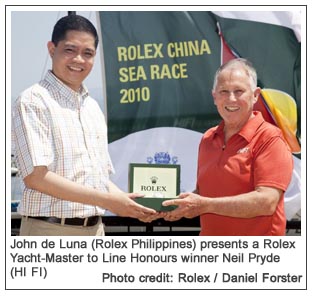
107,192,157,220
162,192,203,221
138,212,166,223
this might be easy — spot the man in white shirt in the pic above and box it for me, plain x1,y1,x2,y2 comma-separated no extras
12,14,156,236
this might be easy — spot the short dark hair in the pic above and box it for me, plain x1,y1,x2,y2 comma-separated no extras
51,14,99,49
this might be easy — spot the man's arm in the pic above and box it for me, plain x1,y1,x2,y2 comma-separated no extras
107,180,123,193
162,186,282,221
24,166,156,218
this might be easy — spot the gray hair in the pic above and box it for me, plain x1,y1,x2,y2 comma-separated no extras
212,58,258,91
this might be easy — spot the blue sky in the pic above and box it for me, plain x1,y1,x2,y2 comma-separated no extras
11,11,105,110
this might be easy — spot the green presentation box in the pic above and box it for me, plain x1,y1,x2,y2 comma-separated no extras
129,163,180,212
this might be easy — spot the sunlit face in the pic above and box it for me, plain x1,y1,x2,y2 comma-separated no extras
47,30,96,92
212,66,260,129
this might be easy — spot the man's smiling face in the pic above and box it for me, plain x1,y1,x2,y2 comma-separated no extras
47,30,96,91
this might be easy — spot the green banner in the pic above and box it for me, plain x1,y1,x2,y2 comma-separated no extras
99,11,222,142
99,11,301,143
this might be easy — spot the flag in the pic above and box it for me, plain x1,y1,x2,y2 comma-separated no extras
260,88,300,153
215,13,301,153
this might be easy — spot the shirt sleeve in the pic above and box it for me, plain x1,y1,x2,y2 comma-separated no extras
253,135,293,191
12,92,54,178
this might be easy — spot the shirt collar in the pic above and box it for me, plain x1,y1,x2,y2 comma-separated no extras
44,70,89,101
214,111,266,143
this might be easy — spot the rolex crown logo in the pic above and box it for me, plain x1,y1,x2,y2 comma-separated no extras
147,152,178,164
150,176,158,184
154,152,170,164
